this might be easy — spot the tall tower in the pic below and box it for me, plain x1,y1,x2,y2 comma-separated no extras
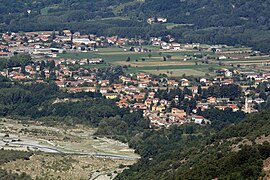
244,97,250,113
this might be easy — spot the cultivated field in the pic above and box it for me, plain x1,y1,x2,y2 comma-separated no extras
56,45,270,77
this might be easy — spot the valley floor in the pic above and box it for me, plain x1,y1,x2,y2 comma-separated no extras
0,118,139,179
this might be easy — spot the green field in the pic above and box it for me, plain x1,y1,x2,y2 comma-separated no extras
56,45,266,77
40,4,60,15
164,23,194,29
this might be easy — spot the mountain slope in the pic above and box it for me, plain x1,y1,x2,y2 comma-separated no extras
0,0,270,51
116,110,270,179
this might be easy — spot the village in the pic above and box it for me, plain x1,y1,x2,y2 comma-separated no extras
0,30,146,59
0,30,270,129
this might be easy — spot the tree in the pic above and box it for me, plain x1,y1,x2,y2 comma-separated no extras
166,55,172,59
8,54,31,67
21,65,26,74
40,61,45,71
40,71,45,79
48,60,55,71
211,48,217,53
183,86,192,96
259,92,267,100
198,85,202,94
126,57,130,62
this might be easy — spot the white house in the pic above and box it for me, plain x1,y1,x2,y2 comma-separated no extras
225,71,232,77
157,17,167,23
192,116,205,124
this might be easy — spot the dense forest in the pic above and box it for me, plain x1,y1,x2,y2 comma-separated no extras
0,0,270,52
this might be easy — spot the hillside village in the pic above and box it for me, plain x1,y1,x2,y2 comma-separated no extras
0,30,270,129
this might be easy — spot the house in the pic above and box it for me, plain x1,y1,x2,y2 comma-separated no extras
133,103,147,110
147,17,155,24
68,87,82,93
181,79,190,87
133,94,144,101
88,58,103,64
145,99,153,107
100,88,108,94
12,75,26,80
228,104,240,112
195,103,209,112
86,87,96,92
120,76,132,84
72,38,91,45
225,71,232,77
0,52,11,57
215,76,224,81
157,17,167,23
170,43,181,51
139,82,148,88
167,80,179,87
218,56,227,60
162,45,170,50
153,98,159,104
63,29,72,36
247,74,257,79
100,80,109,87
207,97,217,104
171,108,186,118
55,80,65,88
105,93,118,99
116,99,128,109
214,106,228,111
152,105,165,112
160,99,168,106
192,116,205,124
191,86,198,94
254,98,265,104
148,92,155,99
200,78,207,83
222,79,234,85
25,65,33,73
137,73,148,80
184,94,193,100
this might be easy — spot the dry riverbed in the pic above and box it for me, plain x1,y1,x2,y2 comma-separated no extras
0,118,139,179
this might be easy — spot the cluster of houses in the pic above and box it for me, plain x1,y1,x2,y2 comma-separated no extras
1,54,270,128
149,37,200,51
0,30,146,59
1,30,270,128
0,58,103,82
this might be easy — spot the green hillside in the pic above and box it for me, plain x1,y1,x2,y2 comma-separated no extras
0,0,270,51
1,76,270,179
116,110,270,179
